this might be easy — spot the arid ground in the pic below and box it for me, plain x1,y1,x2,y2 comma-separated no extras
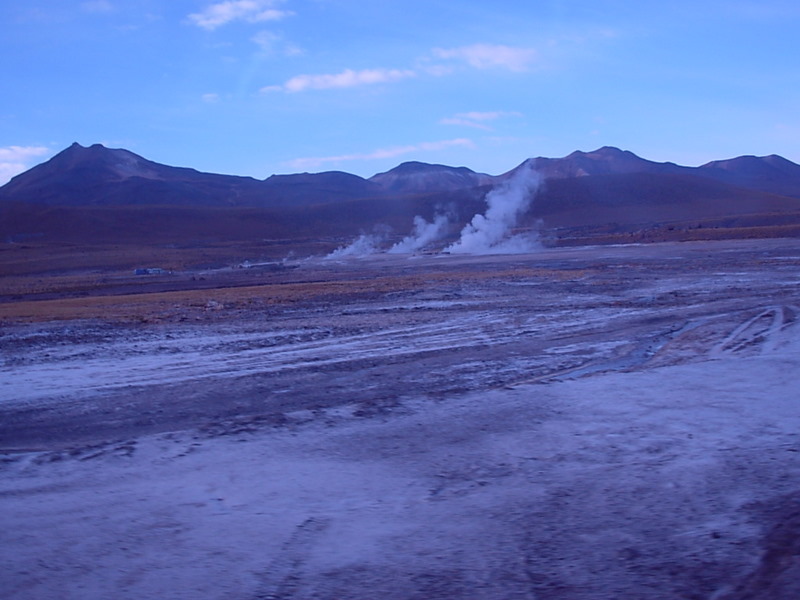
2,238,800,599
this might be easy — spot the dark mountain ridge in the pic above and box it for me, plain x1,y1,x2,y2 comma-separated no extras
0,143,264,206
0,143,385,208
4,142,800,208
369,161,492,194
509,146,687,181
2,143,800,251
505,145,800,198
698,154,800,198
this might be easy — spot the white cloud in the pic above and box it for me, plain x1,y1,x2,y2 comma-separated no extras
202,92,221,103
263,44,540,95
264,68,416,93
440,117,493,131
460,111,522,121
441,111,523,131
432,44,539,72
0,146,51,185
189,0,293,30
286,138,475,170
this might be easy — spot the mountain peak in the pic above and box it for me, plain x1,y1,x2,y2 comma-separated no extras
507,146,665,179
701,154,799,170
696,153,800,196
568,146,648,162
370,161,491,193
573,146,630,157
62,141,116,155
49,142,163,181
4,142,800,211
596,145,625,153
380,161,476,174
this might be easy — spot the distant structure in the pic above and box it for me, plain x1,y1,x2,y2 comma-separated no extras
133,268,170,275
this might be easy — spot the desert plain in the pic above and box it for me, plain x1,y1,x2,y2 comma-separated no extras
1,237,800,599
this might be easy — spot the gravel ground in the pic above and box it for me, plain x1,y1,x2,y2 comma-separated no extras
1,238,799,599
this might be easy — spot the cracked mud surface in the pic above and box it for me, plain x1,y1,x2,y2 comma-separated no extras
1,238,800,599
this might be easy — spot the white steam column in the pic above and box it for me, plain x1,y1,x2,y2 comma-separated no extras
445,163,541,254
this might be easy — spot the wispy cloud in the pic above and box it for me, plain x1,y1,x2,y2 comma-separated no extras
264,67,415,93
251,30,303,56
432,44,539,72
81,0,114,13
440,118,493,131
188,0,293,30
286,138,475,170
251,30,279,51
440,111,523,130
263,43,544,94
0,145,51,185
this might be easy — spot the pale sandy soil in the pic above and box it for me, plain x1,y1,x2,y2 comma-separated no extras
1,239,800,599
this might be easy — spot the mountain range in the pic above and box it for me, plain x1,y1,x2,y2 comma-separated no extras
2,142,800,250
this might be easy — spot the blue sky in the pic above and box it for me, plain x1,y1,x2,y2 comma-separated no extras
2,0,799,184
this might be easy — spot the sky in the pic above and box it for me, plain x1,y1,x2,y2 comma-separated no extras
1,1,799,184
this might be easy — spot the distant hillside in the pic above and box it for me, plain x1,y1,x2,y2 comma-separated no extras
533,172,800,227
698,154,800,198
0,143,384,208
369,161,492,194
507,146,688,180
503,146,800,198
2,143,800,250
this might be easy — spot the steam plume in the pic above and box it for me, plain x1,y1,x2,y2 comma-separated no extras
387,214,449,254
325,231,384,259
445,163,540,254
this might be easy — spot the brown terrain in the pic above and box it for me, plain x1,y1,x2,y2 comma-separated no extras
1,146,800,599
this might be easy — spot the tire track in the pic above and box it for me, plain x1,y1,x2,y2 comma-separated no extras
253,517,331,600
710,306,793,358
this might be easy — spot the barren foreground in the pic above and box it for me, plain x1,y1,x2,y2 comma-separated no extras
2,239,800,599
